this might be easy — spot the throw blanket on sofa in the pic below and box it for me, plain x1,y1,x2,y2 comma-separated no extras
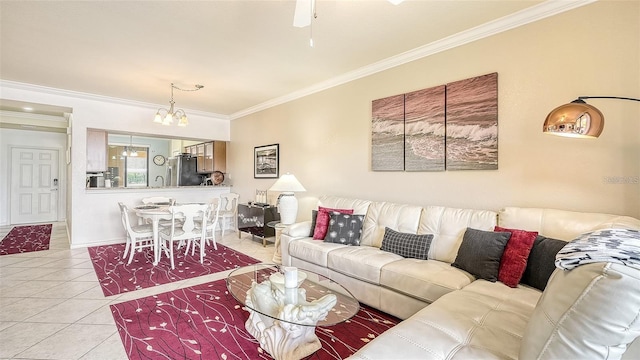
555,228,640,270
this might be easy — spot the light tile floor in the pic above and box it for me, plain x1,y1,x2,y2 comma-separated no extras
0,222,276,359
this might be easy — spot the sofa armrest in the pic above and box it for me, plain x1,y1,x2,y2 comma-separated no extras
282,220,312,238
280,221,312,266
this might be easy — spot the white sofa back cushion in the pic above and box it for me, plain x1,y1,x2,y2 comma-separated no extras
419,206,498,263
520,262,640,359
317,195,372,216
499,207,640,241
360,202,423,248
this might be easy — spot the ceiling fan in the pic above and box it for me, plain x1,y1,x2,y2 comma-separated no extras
293,0,404,28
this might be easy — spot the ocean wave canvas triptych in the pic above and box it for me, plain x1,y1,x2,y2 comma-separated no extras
372,72,498,171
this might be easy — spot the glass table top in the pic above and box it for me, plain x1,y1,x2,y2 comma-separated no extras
226,263,360,327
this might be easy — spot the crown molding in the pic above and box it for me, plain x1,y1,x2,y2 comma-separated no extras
230,0,596,120
0,109,67,123
0,80,230,121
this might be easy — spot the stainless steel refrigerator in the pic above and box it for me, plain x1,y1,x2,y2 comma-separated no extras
166,154,201,186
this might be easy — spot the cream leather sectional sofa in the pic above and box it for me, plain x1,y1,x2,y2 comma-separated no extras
280,196,640,359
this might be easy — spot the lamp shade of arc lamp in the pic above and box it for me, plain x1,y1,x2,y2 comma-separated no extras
543,96,640,138
269,173,306,225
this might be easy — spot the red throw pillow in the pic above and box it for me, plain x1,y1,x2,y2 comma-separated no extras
495,226,538,288
312,206,354,240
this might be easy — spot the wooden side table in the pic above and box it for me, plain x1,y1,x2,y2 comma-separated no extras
237,203,280,246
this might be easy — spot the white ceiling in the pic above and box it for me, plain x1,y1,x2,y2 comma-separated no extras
0,0,589,119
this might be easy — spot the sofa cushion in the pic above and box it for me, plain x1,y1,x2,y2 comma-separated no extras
308,210,318,237
498,207,640,241
312,206,353,240
452,228,511,282
380,227,433,260
349,280,541,360
327,246,402,284
380,258,474,303
520,262,640,359
419,206,498,263
288,238,345,267
317,195,371,215
324,213,365,246
360,202,423,248
495,226,538,288
520,235,567,291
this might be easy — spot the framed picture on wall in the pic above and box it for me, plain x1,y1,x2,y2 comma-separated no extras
254,144,279,178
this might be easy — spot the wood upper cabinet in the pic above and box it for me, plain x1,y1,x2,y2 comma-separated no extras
86,129,107,172
193,141,226,174
213,141,226,173
196,143,206,173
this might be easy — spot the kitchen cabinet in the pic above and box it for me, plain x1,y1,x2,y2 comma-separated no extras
86,129,107,172
196,143,206,173
195,141,226,174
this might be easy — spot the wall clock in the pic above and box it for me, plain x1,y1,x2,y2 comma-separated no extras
153,155,166,166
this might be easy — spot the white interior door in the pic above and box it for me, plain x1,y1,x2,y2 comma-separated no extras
10,147,59,224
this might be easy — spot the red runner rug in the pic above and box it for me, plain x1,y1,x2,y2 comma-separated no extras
111,279,399,360
0,224,52,256
88,243,259,297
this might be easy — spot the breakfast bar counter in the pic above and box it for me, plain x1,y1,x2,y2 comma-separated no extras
72,186,231,249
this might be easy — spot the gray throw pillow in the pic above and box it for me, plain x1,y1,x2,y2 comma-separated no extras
380,227,433,260
309,210,318,237
324,213,365,246
452,227,511,282
520,235,567,291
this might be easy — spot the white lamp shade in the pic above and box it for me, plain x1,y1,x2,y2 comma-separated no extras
269,173,306,192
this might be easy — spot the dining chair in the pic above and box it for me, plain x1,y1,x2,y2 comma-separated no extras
218,192,240,237
190,199,221,256
118,202,154,265
159,203,209,269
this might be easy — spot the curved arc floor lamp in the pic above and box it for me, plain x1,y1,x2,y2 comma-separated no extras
544,96,640,138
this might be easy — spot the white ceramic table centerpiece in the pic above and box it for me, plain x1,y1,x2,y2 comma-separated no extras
226,264,359,360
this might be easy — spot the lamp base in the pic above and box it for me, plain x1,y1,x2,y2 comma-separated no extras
277,193,298,225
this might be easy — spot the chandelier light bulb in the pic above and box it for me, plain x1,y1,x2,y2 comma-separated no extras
153,113,163,123
162,113,173,126
178,115,188,127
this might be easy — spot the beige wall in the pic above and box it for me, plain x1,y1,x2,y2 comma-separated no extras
230,1,640,219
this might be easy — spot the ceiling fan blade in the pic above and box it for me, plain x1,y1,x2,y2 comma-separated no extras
293,0,312,28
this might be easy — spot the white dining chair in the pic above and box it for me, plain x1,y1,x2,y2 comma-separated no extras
118,202,154,265
218,192,239,237
159,203,209,269
191,199,221,256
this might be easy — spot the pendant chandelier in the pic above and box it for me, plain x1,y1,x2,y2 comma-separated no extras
122,135,138,157
154,83,204,127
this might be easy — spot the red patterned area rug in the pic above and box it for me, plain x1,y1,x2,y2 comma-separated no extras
0,224,52,256
111,279,399,360
89,243,259,297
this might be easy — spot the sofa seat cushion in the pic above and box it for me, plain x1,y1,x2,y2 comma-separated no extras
349,280,541,360
380,259,474,303
327,246,402,284
288,238,345,267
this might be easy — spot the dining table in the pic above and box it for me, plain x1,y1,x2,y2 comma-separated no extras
133,202,209,266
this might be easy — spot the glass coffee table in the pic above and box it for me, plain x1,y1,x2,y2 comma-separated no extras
226,263,360,360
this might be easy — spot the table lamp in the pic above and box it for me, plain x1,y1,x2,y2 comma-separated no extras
269,173,306,224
